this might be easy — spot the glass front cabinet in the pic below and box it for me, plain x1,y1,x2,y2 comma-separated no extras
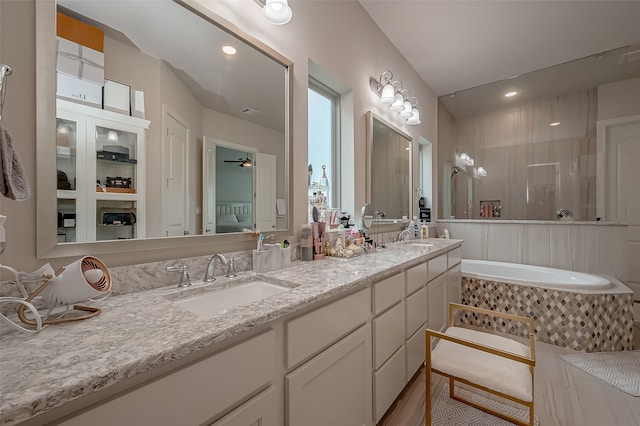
56,99,149,243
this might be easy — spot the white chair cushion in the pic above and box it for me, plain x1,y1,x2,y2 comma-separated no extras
431,326,533,402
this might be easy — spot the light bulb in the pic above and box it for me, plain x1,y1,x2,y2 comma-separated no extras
407,109,421,125
380,83,395,104
390,93,404,112
107,130,119,143
399,101,413,118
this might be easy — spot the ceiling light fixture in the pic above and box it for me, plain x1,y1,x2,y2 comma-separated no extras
221,45,237,55
262,0,292,25
549,121,561,126
371,70,421,126
504,91,518,98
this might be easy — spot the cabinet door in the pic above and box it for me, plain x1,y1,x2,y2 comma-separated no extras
56,108,87,243
286,324,372,426
446,263,461,306
427,273,447,333
211,386,279,426
373,301,405,369
374,346,406,423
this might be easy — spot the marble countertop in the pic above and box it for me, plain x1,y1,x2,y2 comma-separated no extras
0,238,461,425
437,219,628,226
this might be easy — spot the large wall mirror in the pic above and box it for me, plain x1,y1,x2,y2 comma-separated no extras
438,44,640,221
36,0,292,258
366,111,412,222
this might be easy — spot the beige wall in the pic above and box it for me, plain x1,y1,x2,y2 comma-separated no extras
0,0,438,272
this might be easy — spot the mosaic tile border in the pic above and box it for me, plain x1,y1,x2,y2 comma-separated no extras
460,277,634,352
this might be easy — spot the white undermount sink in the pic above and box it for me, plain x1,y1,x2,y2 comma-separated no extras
173,281,290,318
411,243,434,247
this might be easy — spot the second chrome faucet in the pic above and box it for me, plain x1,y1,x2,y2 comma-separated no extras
204,253,237,282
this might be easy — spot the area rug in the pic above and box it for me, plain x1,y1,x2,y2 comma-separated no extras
561,350,640,396
432,383,538,425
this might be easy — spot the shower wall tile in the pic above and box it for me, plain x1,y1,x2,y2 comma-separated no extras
522,224,550,267
487,224,522,263
452,222,487,260
437,221,628,280
550,226,572,269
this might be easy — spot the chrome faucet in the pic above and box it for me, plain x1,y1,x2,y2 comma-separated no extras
204,253,238,281
397,229,413,244
166,264,191,288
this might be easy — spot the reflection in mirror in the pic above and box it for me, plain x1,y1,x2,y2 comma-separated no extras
360,203,374,231
47,0,289,248
366,112,412,221
438,44,640,220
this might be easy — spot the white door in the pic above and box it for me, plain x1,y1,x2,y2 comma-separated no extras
597,115,640,293
163,110,189,237
202,138,216,234
255,152,277,232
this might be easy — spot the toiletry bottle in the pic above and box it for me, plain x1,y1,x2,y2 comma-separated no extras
421,222,428,240
412,216,419,239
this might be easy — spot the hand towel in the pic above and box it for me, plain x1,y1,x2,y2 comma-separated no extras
0,124,31,200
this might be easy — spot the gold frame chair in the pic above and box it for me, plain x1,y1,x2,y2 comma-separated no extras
425,303,536,426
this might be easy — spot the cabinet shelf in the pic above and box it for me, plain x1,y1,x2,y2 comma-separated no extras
56,98,149,242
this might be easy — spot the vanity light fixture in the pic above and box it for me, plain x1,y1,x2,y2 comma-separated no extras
455,152,475,168
221,45,237,55
372,70,421,125
477,166,487,177
504,91,518,98
262,0,292,25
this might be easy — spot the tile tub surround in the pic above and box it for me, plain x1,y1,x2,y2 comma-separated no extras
0,238,461,425
460,276,634,352
436,220,628,282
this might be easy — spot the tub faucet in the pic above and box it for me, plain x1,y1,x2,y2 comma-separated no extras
204,254,229,282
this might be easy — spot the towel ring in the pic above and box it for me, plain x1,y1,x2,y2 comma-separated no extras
0,64,12,123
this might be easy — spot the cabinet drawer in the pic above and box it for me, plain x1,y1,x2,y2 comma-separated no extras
427,273,448,333
405,286,427,338
405,262,427,295
374,346,406,423
60,329,276,426
373,272,404,314
286,324,372,426
373,301,405,369
211,386,279,426
448,247,462,268
447,263,461,305
406,326,426,381
427,253,447,281
286,287,370,368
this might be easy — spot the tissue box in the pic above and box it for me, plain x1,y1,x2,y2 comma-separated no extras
103,80,131,115
57,37,104,85
57,72,102,107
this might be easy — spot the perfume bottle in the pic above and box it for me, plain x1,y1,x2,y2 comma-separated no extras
320,165,329,188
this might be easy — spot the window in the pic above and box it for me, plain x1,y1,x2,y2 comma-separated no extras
308,78,340,221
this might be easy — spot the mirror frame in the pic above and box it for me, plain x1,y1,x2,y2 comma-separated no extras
365,111,413,223
36,0,293,259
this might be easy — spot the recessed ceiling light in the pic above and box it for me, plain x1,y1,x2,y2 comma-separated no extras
550,121,561,126
222,45,237,55
504,91,518,98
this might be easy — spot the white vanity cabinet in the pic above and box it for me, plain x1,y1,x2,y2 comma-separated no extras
285,288,372,426
58,329,278,426
56,99,149,242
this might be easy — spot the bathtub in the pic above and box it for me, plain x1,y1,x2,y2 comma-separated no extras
461,259,612,292
458,259,634,352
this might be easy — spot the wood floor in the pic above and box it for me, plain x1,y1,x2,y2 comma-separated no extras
379,324,640,426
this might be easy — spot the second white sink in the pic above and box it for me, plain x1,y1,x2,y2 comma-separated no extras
174,281,290,318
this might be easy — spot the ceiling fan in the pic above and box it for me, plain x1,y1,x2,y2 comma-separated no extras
224,156,252,168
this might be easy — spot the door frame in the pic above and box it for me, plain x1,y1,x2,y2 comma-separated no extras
596,114,640,221
161,104,190,236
